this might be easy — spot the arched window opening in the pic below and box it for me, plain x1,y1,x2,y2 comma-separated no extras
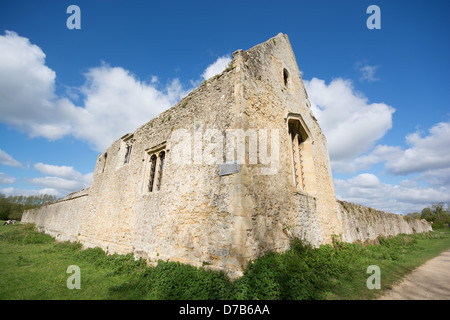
286,115,317,195
288,120,304,190
148,154,157,192
102,153,108,173
156,151,165,191
283,68,289,87
124,145,132,164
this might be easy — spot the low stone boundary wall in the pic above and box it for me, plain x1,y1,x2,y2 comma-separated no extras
338,200,432,243
21,189,89,242
21,192,433,269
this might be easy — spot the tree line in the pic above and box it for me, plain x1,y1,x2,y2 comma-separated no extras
0,193,57,221
406,202,450,229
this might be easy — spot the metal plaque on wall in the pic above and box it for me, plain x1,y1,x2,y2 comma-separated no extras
219,161,239,176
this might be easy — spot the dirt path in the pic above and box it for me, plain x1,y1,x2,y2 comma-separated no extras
378,249,450,300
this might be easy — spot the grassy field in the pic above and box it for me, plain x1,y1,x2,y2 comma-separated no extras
1,221,449,300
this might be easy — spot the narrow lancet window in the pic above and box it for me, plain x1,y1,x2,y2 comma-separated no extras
102,153,108,173
148,154,157,192
156,151,165,191
124,145,132,164
283,68,289,87
289,120,304,190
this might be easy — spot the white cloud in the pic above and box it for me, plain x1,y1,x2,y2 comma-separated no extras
304,77,395,170
347,173,381,188
0,31,73,140
342,120,450,175
384,121,450,175
0,32,177,151
359,64,380,82
201,55,231,80
0,162,92,198
0,31,230,153
419,168,450,188
72,64,190,151
28,176,87,194
0,149,22,168
333,144,404,174
31,162,92,196
34,162,91,182
0,172,15,185
352,145,403,171
0,31,235,198
304,77,449,213
334,173,449,214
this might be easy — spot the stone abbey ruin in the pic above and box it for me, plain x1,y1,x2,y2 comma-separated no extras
22,33,431,277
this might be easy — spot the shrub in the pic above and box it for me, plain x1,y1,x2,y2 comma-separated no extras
110,260,233,300
233,240,349,300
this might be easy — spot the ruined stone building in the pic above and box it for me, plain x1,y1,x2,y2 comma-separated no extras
22,33,431,278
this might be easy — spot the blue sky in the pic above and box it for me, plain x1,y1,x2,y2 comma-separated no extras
0,0,449,214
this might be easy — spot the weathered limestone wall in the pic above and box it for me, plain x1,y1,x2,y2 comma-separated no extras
74,62,244,275
21,188,89,242
338,200,432,243
233,33,340,256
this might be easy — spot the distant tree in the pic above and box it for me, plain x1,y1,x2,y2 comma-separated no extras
420,202,450,228
0,193,57,221
405,212,421,220
421,207,434,222
0,194,11,220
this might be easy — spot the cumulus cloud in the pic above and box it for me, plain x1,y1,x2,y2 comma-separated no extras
0,31,194,152
384,121,450,175
30,162,92,196
333,144,404,174
304,77,395,171
419,168,450,188
201,55,231,80
304,77,449,212
343,120,450,175
34,162,91,182
330,120,450,212
0,31,235,198
0,30,73,140
0,149,22,168
334,173,449,214
28,176,86,194
72,64,190,151
0,172,16,185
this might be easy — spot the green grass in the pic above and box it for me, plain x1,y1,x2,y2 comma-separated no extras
325,230,450,299
1,221,449,300
0,223,130,299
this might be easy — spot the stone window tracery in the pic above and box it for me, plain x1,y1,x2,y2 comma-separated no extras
286,114,317,195
144,143,167,193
